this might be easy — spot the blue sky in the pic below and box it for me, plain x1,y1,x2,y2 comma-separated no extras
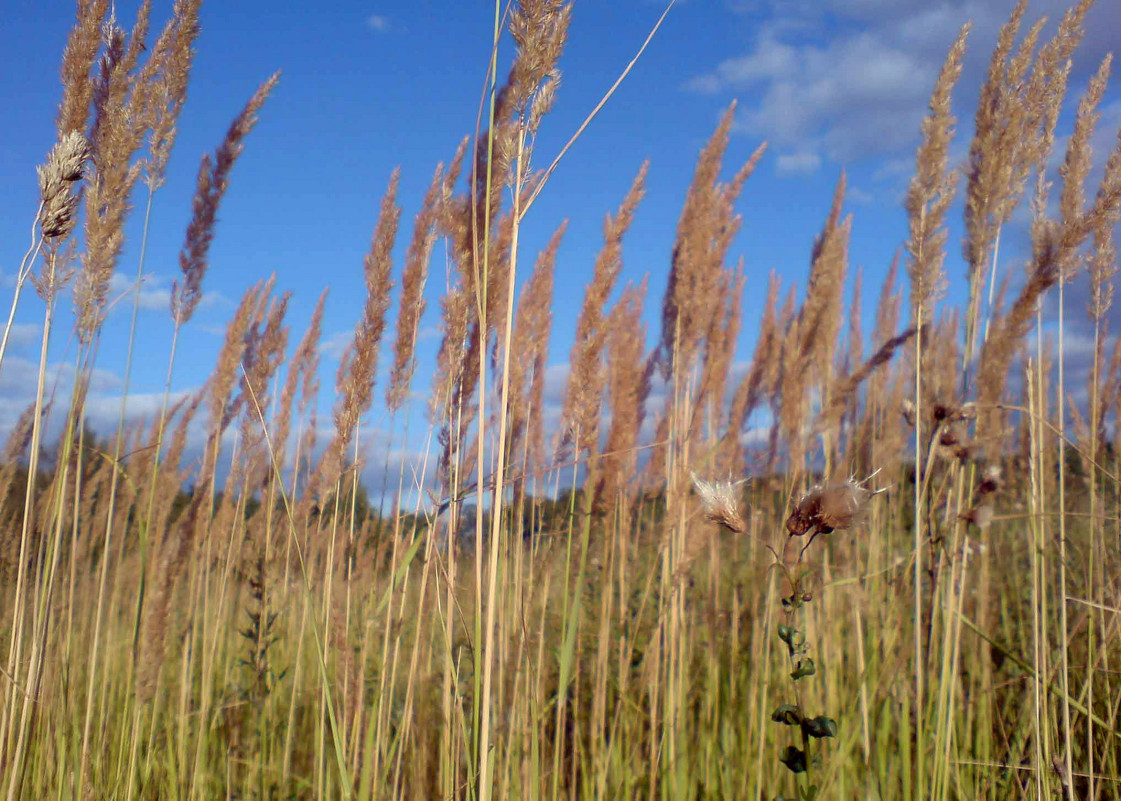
1,0,1119,489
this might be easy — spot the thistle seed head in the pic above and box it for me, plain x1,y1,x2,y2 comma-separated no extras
786,477,879,536
691,471,748,535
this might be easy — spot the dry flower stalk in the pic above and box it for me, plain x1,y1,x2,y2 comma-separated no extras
508,220,566,471
660,103,764,380
597,279,650,507
37,131,91,241
312,171,401,502
172,72,279,326
386,164,445,414
906,24,968,327
560,163,647,457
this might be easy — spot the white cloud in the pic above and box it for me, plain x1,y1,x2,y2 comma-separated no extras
107,271,171,312
847,186,874,205
0,356,121,401
690,0,1121,165
1,323,42,350
318,330,353,361
732,30,934,162
366,14,390,32
775,151,822,175
683,38,798,95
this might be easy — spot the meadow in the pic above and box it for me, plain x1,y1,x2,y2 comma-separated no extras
2,0,1121,798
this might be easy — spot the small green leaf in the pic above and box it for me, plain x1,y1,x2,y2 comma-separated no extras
771,704,803,725
779,745,807,774
800,785,819,800
777,624,797,645
791,658,816,681
802,716,838,739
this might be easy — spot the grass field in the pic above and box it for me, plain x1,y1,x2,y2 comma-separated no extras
3,0,1121,798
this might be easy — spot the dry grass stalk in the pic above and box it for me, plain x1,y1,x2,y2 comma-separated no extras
1058,54,1111,241
143,0,201,191
978,95,1121,449
311,171,401,503
817,327,920,435
0,408,38,537
237,292,293,492
905,24,968,328
171,72,279,326
37,132,91,243
659,103,764,379
56,0,110,137
560,163,647,457
962,0,1041,350
596,279,650,508
508,220,566,472
273,289,327,485
841,267,864,387
196,280,269,509
1021,0,1092,170
134,395,200,704
779,172,850,470
852,254,904,469
798,173,850,375
693,263,743,442
765,284,799,473
721,271,781,474
386,164,446,414
75,7,162,341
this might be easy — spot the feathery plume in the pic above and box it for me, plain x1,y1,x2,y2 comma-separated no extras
312,171,401,501
597,279,650,506
906,24,968,326
37,131,91,241
143,0,202,190
171,72,279,326
57,0,110,137
273,289,326,480
722,271,781,474
387,164,444,413
786,478,877,537
508,220,566,469
691,471,748,535
660,103,764,379
560,163,647,456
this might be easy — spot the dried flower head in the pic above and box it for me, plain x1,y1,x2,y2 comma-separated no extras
37,131,91,240
691,471,748,534
977,463,1002,495
786,478,877,536
960,503,994,530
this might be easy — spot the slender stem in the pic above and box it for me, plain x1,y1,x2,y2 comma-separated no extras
0,204,45,377
79,183,156,789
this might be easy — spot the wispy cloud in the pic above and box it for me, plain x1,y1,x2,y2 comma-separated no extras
107,271,171,312
318,330,352,361
688,28,936,162
688,0,1121,165
366,13,390,32
1,323,41,351
775,151,822,176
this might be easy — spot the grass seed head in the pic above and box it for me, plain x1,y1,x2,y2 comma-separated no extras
37,131,91,240
786,479,874,536
691,471,748,534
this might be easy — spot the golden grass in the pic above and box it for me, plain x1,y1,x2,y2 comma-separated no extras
3,0,1121,799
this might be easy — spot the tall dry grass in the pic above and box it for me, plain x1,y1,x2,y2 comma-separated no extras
2,0,1121,799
